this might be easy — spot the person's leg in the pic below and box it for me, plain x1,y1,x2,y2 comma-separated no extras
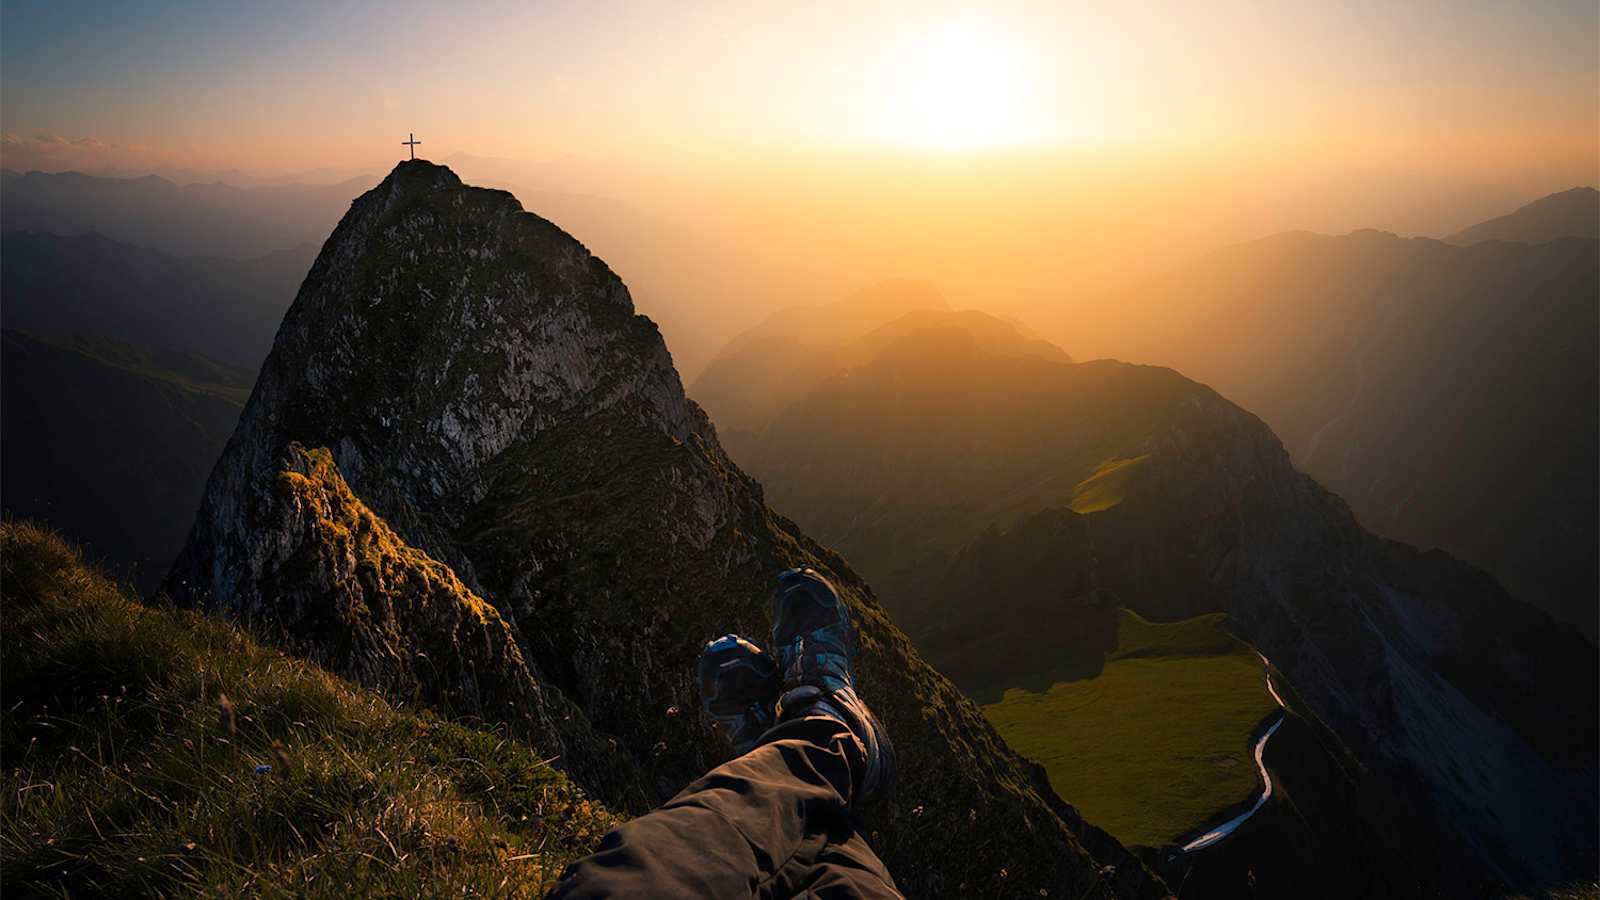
547,713,868,898
547,568,899,899
783,831,902,900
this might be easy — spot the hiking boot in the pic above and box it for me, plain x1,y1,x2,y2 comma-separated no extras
697,634,780,754
770,566,895,803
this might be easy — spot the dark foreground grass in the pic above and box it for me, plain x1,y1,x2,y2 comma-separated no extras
982,610,1276,849
1507,885,1600,900
0,522,619,898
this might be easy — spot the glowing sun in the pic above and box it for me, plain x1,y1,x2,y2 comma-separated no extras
887,21,1038,151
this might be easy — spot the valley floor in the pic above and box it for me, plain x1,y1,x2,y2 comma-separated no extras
982,611,1277,848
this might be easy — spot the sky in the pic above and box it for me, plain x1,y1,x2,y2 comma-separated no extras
4,0,1595,179
3,1,1597,373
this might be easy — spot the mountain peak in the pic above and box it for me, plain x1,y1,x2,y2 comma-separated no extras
377,157,463,191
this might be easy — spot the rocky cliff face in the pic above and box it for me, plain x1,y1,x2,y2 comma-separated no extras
164,161,1168,899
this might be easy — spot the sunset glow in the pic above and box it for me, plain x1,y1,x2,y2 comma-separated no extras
883,21,1039,151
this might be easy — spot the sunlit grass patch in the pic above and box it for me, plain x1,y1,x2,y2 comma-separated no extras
1069,454,1151,514
0,521,618,897
982,609,1275,848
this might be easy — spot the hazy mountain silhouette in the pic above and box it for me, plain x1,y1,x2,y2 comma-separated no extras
1,330,248,592
93,161,386,188
1062,220,1598,636
717,321,1596,895
693,281,1072,436
1445,186,1599,245
1,231,316,368
0,168,375,258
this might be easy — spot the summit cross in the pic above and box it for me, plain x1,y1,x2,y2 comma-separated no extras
402,132,421,160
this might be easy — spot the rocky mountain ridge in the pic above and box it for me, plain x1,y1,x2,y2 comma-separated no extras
1059,221,1598,636
164,160,1169,899
690,277,953,435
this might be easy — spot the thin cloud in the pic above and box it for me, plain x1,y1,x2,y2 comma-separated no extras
3,132,118,150
0,132,167,175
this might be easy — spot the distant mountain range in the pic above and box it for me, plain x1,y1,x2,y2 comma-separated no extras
1,330,247,592
0,231,312,586
1,231,316,368
0,165,652,268
1057,189,1598,636
693,282,1067,438
1445,186,1599,245
0,168,371,259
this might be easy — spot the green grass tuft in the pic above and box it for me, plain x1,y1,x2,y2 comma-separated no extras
0,521,619,897
982,609,1276,849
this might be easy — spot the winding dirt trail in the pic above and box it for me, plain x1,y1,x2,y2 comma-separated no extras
1181,656,1286,853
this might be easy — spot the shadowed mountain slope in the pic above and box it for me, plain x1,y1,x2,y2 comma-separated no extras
162,161,1168,899
690,278,952,435
1,231,315,368
734,345,1174,583
709,304,1072,474
726,327,1597,895
1063,225,1599,636
1,330,248,592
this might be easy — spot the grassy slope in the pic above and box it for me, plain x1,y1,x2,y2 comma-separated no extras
749,353,1189,586
0,522,618,898
1069,454,1151,514
52,334,256,405
982,610,1276,849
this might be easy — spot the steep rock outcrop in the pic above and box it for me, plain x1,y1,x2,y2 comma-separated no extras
165,161,1168,899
